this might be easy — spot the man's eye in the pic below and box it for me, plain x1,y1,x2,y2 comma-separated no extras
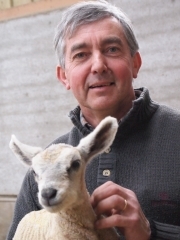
73,52,87,59
108,47,119,53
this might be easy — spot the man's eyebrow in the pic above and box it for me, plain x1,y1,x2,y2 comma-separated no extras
102,37,123,46
70,37,123,54
70,43,88,54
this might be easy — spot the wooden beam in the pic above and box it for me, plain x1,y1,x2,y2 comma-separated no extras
0,195,17,202
0,0,80,22
12,0,32,7
0,0,11,9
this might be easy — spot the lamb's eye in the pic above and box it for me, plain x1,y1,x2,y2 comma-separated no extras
67,160,81,173
71,160,80,171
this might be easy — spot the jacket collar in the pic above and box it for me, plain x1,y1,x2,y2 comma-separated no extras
69,87,159,136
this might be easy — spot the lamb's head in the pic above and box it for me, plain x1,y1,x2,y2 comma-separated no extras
9,116,118,213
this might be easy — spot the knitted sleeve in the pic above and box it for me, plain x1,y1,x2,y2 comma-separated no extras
6,169,41,240
13,211,45,240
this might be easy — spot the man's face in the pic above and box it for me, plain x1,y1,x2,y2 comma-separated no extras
57,17,141,118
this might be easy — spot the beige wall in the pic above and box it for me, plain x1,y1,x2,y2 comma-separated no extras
0,0,180,238
0,0,79,22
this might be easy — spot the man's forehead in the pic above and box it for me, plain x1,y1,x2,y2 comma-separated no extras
66,17,123,40
62,17,128,61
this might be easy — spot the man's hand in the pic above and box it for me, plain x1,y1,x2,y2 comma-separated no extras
90,181,151,240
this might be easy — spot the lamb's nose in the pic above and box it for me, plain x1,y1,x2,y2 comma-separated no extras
41,188,57,200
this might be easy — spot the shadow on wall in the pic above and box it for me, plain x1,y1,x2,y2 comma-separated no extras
0,195,16,240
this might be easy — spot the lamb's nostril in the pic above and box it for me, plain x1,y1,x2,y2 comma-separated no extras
41,188,57,200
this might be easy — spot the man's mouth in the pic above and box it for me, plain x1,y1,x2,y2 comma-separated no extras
89,82,114,89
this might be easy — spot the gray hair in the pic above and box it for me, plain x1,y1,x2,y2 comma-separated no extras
54,0,139,68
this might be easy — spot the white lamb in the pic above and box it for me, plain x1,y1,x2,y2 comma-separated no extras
10,116,120,240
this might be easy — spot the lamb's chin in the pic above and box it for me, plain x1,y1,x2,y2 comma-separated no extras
44,204,61,213
43,200,68,213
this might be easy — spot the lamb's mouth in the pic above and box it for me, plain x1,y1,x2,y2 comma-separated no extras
42,200,63,211
41,199,58,207
41,196,63,208
89,82,114,88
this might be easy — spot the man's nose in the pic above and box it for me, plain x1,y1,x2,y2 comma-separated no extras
91,53,108,74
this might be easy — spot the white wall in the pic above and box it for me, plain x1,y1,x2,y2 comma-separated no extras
0,10,77,195
1,0,180,195
114,0,180,107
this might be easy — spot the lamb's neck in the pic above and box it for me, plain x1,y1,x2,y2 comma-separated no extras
59,194,96,229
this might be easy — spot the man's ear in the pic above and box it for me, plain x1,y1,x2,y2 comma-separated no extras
56,65,70,90
132,52,142,79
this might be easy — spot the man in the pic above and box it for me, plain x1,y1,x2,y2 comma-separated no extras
7,1,180,239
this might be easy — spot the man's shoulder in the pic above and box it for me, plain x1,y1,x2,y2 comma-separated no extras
157,104,180,119
151,104,180,129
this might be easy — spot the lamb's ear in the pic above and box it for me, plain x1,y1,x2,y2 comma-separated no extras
9,135,43,167
77,116,118,161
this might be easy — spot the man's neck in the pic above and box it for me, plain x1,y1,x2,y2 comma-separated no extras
81,102,134,128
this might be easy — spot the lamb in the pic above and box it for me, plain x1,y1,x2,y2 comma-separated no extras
9,116,120,240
